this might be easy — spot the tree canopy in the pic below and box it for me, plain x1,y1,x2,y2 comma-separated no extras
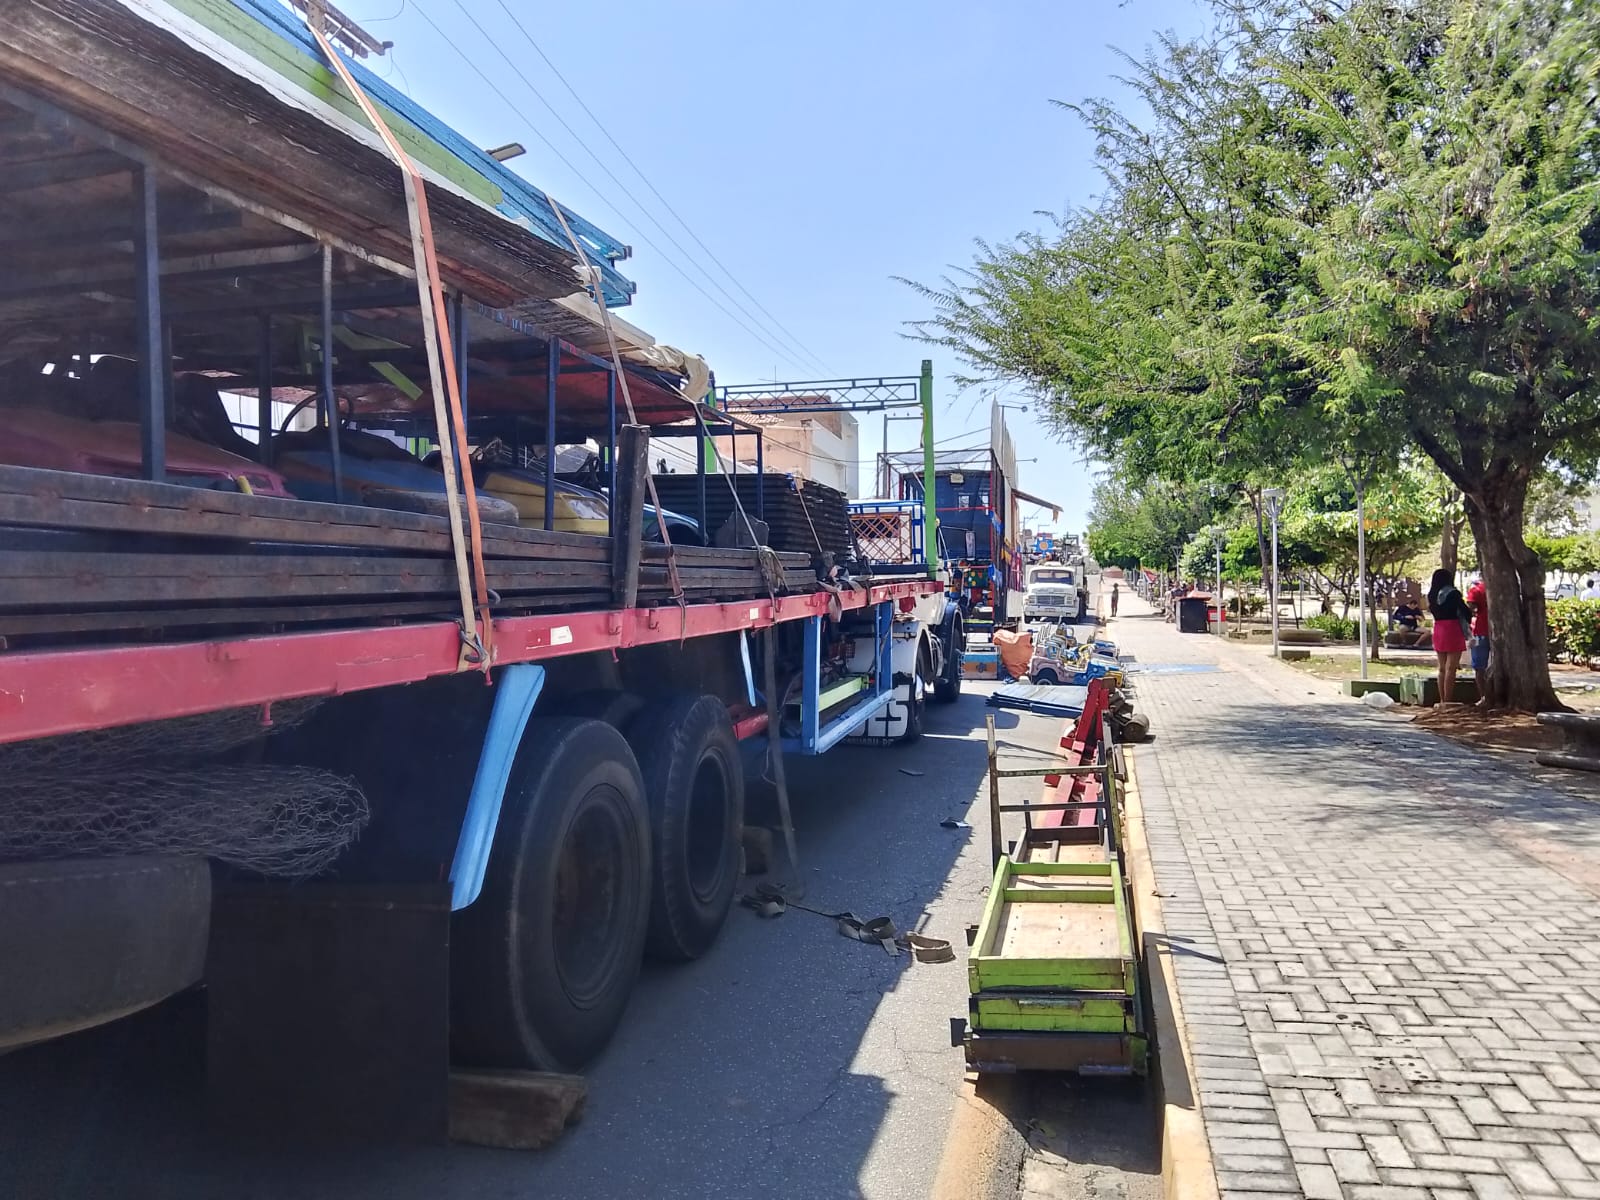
908,0,1600,710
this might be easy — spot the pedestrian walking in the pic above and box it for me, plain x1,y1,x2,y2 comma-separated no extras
1110,582,1120,618
1428,568,1472,705
1583,578,1600,600
1465,573,1490,679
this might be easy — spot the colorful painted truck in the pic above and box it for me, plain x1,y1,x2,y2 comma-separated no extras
0,0,958,1137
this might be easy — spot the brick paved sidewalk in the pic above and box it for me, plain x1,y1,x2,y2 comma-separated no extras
1112,594,1600,1200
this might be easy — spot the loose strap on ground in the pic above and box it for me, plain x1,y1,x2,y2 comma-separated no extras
740,884,953,962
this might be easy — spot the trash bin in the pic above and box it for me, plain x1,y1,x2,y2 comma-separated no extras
1177,596,1210,634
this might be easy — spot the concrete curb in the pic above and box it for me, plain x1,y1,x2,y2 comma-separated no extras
1123,751,1219,1200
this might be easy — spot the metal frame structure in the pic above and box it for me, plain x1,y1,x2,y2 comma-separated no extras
0,64,932,759
717,362,938,580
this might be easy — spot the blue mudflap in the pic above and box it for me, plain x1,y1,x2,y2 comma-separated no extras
448,663,546,910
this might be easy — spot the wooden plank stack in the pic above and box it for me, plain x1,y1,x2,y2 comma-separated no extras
0,464,815,645
646,473,855,560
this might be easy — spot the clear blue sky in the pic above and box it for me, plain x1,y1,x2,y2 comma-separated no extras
345,0,1212,534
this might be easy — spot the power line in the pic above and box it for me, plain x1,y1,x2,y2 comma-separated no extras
485,0,833,376
405,1,815,375
427,0,825,376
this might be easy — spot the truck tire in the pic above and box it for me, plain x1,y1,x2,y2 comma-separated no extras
624,694,744,962
933,612,964,704
1033,667,1062,686
451,717,651,1072
0,855,209,1050
900,641,931,744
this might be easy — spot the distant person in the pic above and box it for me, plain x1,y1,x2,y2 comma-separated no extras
1428,568,1472,705
1389,598,1422,631
1110,582,1120,617
1466,573,1490,677
1583,579,1600,600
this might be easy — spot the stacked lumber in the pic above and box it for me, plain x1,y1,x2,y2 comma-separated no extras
646,473,855,560
0,465,814,644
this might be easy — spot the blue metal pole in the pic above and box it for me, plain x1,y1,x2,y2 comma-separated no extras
877,600,893,698
697,412,708,537
544,338,559,531
452,291,469,428
802,615,822,753
132,165,164,482
320,244,343,503
257,315,273,466
606,368,617,538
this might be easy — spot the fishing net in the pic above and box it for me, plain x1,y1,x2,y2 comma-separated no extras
0,701,368,877
0,765,368,877
0,700,325,774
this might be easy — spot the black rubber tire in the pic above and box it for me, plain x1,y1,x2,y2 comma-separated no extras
0,855,210,1050
900,641,931,744
624,694,745,962
451,717,651,1072
1034,668,1062,686
932,613,964,704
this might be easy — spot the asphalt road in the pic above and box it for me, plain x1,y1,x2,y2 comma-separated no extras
0,680,1151,1200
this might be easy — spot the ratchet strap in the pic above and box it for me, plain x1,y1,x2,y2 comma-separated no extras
543,202,688,620
739,885,954,962
307,21,493,670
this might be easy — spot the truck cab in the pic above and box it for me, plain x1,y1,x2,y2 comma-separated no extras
1022,562,1087,622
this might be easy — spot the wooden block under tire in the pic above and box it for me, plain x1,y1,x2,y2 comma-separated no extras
449,1070,587,1150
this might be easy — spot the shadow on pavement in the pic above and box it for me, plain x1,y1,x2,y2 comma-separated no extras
0,687,1023,1200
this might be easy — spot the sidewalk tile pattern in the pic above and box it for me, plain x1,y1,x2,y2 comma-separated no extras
1116,601,1600,1200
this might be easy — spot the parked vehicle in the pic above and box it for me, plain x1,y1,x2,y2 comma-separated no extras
0,0,954,1140
1022,562,1089,622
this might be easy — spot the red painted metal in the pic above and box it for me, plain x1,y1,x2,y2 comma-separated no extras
0,578,941,745
1036,680,1111,830
731,712,769,741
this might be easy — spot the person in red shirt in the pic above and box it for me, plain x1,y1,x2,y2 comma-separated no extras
1466,574,1489,676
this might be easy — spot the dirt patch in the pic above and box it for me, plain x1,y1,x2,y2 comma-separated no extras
1285,655,1410,683
1411,705,1560,753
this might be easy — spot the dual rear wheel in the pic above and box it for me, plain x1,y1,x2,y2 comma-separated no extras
450,692,743,1073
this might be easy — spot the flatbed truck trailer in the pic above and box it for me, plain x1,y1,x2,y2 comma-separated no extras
0,0,963,1138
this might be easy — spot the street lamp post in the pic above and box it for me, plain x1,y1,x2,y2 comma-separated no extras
1213,531,1226,638
1355,476,1369,682
1263,488,1285,658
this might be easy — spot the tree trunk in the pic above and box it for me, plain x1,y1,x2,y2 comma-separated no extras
1440,492,1462,574
1465,485,1561,712
1250,488,1269,603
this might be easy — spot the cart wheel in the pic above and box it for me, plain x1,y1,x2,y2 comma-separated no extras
451,717,651,1072
625,693,745,961
1033,668,1061,686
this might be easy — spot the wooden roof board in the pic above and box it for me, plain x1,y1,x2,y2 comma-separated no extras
0,0,585,309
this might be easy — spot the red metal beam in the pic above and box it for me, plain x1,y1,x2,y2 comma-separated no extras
0,579,940,745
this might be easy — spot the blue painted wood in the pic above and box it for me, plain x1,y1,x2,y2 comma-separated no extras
449,663,546,910
223,0,635,305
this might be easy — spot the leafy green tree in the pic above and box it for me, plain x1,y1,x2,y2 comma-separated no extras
1085,474,1216,573
909,0,1600,709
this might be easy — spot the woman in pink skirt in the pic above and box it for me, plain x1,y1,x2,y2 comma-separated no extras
1427,568,1472,704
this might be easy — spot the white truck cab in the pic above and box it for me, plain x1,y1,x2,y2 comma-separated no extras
1022,562,1087,622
